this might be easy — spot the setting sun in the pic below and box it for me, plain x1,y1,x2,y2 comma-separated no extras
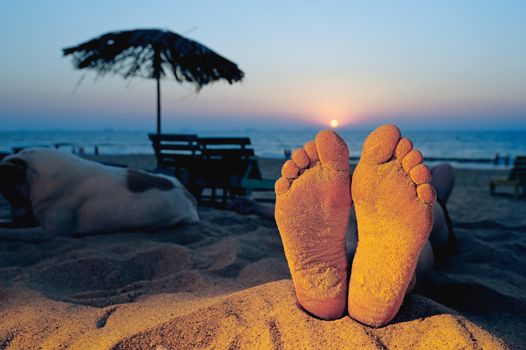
330,119,339,128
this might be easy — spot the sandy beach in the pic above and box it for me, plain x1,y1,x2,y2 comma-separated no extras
0,155,524,349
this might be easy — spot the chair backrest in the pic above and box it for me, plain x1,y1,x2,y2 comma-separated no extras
148,133,200,169
198,137,254,159
197,137,257,178
509,156,526,183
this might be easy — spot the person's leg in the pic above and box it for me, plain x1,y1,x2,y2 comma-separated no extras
229,197,275,220
429,163,456,257
346,207,435,296
430,163,455,203
344,169,450,293
275,130,352,320
348,125,435,327
234,162,452,300
428,204,449,251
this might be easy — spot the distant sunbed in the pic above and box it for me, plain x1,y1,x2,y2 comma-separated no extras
490,156,526,198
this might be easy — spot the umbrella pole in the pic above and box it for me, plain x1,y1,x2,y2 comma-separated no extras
156,75,161,135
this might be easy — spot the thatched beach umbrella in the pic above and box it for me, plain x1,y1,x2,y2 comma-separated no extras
63,29,244,134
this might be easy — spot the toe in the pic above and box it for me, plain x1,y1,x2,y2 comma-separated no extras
303,141,320,163
275,177,291,194
361,124,401,164
417,183,436,204
402,149,423,172
292,148,310,169
394,137,413,160
314,130,349,171
282,160,299,179
410,164,432,185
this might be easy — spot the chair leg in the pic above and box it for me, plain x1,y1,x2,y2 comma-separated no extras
211,181,217,204
188,185,200,200
222,182,228,209
224,176,238,208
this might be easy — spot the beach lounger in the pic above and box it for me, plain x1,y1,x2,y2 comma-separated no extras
196,137,274,207
196,137,253,207
148,134,274,207
148,133,202,191
490,156,526,198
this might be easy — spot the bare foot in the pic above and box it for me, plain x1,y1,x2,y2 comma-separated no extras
275,130,351,320
348,124,435,327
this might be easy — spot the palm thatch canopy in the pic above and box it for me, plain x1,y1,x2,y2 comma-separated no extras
63,28,244,133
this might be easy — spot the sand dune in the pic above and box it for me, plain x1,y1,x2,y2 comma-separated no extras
112,280,505,350
0,158,525,349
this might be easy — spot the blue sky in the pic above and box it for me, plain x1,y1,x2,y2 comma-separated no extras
0,1,525,131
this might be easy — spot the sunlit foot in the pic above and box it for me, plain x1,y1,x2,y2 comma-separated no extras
348,124,435,327
275,130,351,320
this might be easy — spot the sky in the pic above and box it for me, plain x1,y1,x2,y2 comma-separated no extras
0,1,525,131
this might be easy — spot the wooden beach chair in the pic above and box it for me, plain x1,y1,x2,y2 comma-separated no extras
490,156,526,198
148,133,202,194
196,137,274,207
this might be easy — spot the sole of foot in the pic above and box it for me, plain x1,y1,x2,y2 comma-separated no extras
348,124,435,327
275,130,351,320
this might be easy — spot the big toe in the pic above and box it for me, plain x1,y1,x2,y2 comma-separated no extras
361,124,401,164
314,130,349,171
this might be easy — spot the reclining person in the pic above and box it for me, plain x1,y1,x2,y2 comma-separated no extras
231,125,455,326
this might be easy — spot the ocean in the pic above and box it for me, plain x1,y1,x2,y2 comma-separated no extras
1,129,525,169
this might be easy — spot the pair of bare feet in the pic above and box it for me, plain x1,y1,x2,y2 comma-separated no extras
274,124,436,327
